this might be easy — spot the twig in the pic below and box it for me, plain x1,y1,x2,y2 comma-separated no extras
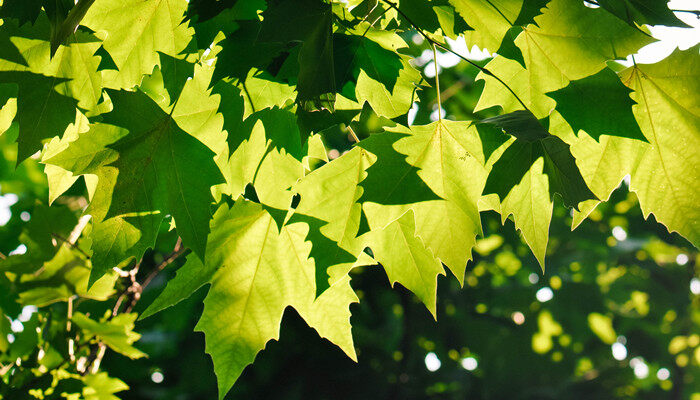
51,233,91,259
68,215,91,245
140,237,185,291
67,296,76,362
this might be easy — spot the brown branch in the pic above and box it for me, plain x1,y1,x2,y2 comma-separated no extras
51,233,91,259
140,237,185,291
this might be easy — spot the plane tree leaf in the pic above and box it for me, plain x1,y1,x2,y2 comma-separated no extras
72,312,146,359
0,15,103,163
82,0,195,89
195,201,357,399
596,0,690,28
546,67,646,141
367,210,445,317
45,86,223,285
568,47,700,246
361,121,487,284
290,147,373,294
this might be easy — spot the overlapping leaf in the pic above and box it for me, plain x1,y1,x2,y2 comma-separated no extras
45,71,224,284
568,47,700,246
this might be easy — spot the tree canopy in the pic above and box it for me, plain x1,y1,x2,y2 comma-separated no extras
0,0,698,399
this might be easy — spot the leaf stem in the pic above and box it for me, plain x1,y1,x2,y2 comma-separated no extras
432,42,442,122
347,125,361,143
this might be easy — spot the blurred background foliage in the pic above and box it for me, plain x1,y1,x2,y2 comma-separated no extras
1,28,699,400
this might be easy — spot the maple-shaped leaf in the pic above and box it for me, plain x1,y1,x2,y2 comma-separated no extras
334,33,403,99
449,0,523,52
82,0,194,89
368,210,445,317
45,88,223,285
513,0,550,26
0,15,103,163
351,28,423,119
72,312,146,359
546,67,646,141
48,0,96,56
17,243,118,307
81,372,129,400
0,29,26,66
475,55,555,118
41,111,99,205
516,0,653,92
195,201,357,399
397,0,470,40
499,156,553,269
481,110,596,209
290,147,373,294
596,0,690,28
0,0,43,26
361,121,488,284
257,0,335,109
211,21,284,83
569,47,700,246
140,254,211,320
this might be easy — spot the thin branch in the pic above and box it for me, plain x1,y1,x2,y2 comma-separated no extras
140,237,186,294
51,233,91,259
431,42,442,122
67,296,76,362
379,0,531,112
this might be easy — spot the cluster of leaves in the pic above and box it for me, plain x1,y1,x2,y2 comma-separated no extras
0,0,697,398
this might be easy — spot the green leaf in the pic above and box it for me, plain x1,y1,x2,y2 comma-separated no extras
478,110,549,142
546,67,646,141
17,243,118,307
72,312,146,359
290,147,373,293
516,0,653,92
498,153,553,268
368,209,445,317
82,372,129,400
352,29,422,119
334,33,404,100
45,88,223,285
257,0,335,109
512,0,549,26
450,0,522,52
49,0,96,56
196,201,357,398
211,21,283,82
82,0,194,88
475,55,555,118
0,15,104,162
361,121,487,283
596,0,689,28
140,253,213,320
358,132,441,205
483,121,596,209
569,47,700,246
0,0,43,26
